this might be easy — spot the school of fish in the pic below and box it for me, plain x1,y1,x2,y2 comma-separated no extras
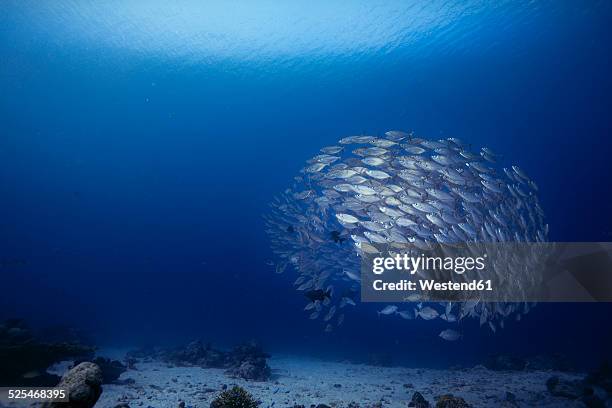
264,130,547,339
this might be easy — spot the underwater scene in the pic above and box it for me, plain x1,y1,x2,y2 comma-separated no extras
1,1,612,407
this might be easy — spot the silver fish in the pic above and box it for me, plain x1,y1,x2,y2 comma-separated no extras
439,329,461,341
417,306,439,320
362,157,386,166
335,213,360,224
398,310,414,320
378,305,399,315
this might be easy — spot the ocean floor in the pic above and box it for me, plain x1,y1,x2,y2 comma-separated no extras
95,354,584,408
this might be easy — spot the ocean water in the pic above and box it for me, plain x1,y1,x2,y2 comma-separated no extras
1,0,612,384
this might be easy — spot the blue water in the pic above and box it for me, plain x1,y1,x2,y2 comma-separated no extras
1,0,611,369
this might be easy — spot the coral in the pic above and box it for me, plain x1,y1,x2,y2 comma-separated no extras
210,386,260,408
225,358,271,382
74,357,127,384
434,394,470,408
225,341,271,381
409,391,430,408
129,340,272,381
45,362,103,408
0,319,94,386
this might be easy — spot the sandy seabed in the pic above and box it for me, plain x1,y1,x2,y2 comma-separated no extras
95,354,584,408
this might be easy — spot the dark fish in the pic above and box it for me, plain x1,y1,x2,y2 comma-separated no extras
305,289,331,303
330,230,345,243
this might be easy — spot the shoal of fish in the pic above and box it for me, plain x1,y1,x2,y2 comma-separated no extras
264,130,547,340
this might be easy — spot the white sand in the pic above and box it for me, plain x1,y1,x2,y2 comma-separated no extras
95,354,584,408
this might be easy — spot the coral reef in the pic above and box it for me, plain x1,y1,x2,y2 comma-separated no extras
210,386,260,408
38,325,94,345
0,319,95,386
224,342,271,381
127,340,271,381
166,340,227,368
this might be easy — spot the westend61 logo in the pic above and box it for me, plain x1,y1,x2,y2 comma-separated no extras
362,242,612,303
371,253,487,275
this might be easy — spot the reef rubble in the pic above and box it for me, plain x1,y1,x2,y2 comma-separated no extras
126,340,271,381
546,361,612,407
0,319,95,387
